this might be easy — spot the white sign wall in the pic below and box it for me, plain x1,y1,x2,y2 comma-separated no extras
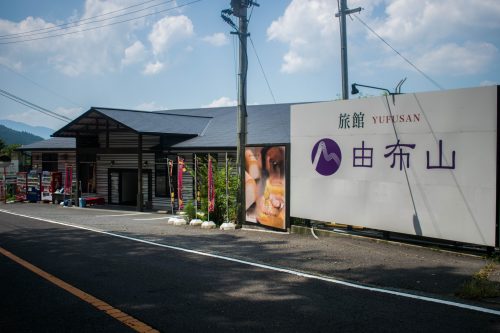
291,86,498,246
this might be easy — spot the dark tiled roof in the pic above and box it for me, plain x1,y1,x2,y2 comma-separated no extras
93,108,212,135
50,103,295,149
154,103,293,148
17,137,76,151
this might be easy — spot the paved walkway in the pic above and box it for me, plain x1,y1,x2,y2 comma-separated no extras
1,202,498,310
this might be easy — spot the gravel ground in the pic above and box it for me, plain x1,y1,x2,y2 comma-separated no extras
1,202,497,308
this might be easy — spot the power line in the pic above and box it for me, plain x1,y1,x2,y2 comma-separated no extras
0,0,163,39
249,36,276,104
0,0,202,45
0,63,82,108
0,88,72,122
0,0,176,41
248,3,255,26
0,88,71,122
353,14,444,91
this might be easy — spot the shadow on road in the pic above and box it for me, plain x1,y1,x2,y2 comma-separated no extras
1,223,499,332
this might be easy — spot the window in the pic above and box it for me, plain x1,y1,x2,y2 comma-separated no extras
42,153,58,172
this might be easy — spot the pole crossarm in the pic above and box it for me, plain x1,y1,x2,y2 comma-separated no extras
335,7,362,17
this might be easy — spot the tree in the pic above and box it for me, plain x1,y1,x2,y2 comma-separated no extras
1,143,21,158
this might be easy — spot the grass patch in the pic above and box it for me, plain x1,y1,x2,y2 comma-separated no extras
456,263,500,299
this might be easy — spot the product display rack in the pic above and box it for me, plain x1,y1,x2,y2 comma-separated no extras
26,171,40,203
16,172,27,201
41,171,52,202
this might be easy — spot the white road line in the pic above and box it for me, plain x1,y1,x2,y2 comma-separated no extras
96,213,150,217
1,208,499,317
133,217,171,221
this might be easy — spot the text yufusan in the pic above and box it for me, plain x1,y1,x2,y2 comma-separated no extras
372,114,421,124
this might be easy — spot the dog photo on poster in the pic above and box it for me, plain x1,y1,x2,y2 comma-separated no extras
245,145,287,230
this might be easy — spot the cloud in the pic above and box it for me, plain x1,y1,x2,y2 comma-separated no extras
268,0,500,79
202,32,228,47
416,42,497,75
480,80,498,86
122,41,146,66
202,97,237,108
5,106,83,129
148,15,194,56
142,61,164,75
0,0,150,76
374,0,500,47
135,101,166,111
348,0,500,81
267,0,337,73
54,106,84,117
0,56,23,71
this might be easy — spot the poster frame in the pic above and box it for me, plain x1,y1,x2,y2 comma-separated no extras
244,143,290,232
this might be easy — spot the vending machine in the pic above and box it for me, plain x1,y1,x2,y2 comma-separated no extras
41,171,52,202
16,172,27,202
27,171,40,203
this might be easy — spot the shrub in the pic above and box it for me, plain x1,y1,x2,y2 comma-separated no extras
184,201,196,221
186,155,238,225
456,263,500,299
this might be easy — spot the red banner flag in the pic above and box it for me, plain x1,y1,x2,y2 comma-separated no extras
167,159,175,209
64,165,73,195
208,156,215,212
177,157,184,210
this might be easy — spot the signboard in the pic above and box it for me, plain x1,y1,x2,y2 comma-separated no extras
291,86,498,246
245,145,288,230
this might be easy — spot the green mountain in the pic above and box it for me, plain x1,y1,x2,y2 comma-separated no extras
0,124,44,145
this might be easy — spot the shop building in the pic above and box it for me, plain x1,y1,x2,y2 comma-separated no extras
45,103,292,211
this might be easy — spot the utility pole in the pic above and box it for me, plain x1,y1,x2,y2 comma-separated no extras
222,0,258,226
335,0,361,100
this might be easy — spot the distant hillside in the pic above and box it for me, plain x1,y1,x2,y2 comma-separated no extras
0,119,53,139
0,124,44,145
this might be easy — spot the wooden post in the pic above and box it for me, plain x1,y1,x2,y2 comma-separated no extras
137,134,143,211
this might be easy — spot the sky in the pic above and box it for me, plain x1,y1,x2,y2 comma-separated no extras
0,0,498,130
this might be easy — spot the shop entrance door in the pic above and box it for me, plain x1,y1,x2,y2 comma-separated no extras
108,169,152,206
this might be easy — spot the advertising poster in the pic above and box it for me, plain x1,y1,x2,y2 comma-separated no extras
245,145,287,230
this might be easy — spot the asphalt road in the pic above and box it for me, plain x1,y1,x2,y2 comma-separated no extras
0,211,498,332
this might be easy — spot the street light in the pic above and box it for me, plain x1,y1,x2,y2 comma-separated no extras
351,78,407,103
351,79,407,104
351,83,392,96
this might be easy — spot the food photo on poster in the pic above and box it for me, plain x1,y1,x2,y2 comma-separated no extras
245,145,287,230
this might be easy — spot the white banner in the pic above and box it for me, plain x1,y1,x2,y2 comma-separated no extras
291,86,498,246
